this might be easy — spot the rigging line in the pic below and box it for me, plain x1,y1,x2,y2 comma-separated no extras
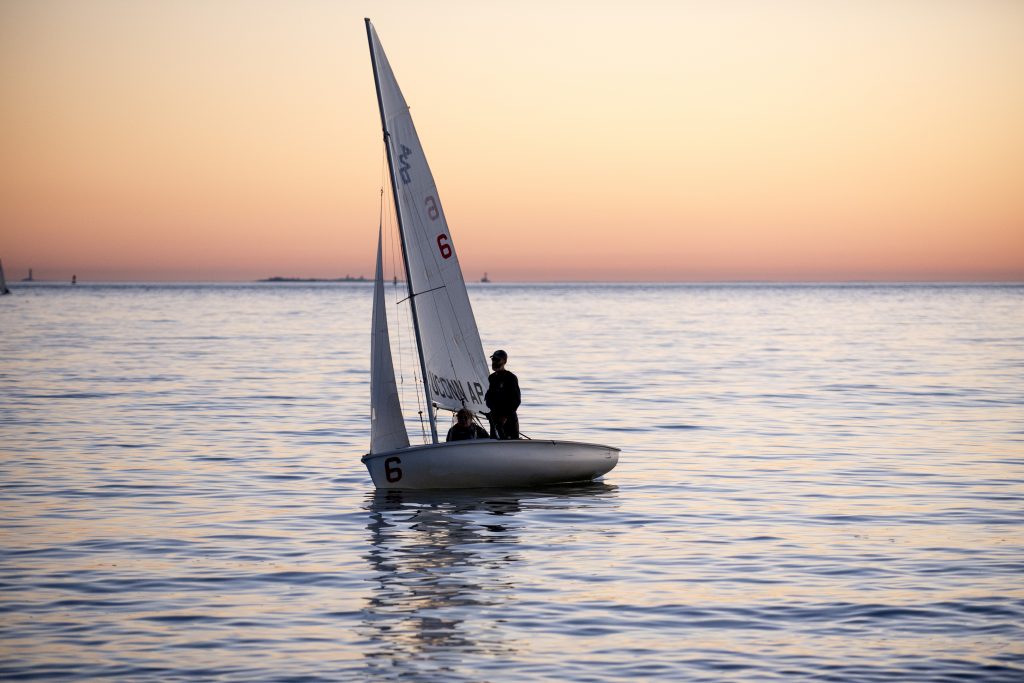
381,144,412,427
380,147,400,381
389,202,439,436
381,185,405,396
383,145,402,305
377,186,384,230
399,291,425,438
395,284,447,304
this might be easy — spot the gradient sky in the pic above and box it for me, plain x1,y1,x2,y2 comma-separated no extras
1,0,1022,282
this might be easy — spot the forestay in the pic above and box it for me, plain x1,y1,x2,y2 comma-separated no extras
367,22,489,415
370,227,409,453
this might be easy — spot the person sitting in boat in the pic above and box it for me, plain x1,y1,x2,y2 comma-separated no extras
485,349,520,440
446,407,489,442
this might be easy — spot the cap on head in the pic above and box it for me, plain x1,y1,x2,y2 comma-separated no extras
490,349,507,361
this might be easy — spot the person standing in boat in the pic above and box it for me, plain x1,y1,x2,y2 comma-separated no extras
446,408,489,441
485,349,520,439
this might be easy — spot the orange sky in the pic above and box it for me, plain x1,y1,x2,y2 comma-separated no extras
1,0,1022,282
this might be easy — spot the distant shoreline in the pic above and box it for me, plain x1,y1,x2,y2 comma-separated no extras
6,279,1022,286
258,276,368,283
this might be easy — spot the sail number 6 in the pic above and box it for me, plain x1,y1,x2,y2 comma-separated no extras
384,456,402,483
437,234,452,259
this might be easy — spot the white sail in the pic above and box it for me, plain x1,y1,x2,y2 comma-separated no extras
367,22,489,417
0,259,9,295
370,227,409,454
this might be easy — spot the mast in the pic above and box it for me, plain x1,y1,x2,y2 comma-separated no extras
365,18,439,444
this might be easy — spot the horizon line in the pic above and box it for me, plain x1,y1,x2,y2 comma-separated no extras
7,278,1023,285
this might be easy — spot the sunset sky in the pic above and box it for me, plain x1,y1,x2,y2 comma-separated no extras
1,0,1022,282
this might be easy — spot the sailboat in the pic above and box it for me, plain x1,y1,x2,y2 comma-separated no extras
0,259,10,295
363,19,619,489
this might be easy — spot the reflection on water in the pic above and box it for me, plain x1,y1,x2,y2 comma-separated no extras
361,483,618,680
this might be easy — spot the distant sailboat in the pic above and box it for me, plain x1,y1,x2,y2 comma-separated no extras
480,272,490,283
0,259,10,295
362,19,619,489
22,268,34,282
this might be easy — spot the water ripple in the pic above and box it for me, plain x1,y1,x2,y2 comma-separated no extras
1,283,1022,681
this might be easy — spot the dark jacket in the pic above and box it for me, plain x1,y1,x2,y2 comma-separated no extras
446,423,489,441
485,369,521,417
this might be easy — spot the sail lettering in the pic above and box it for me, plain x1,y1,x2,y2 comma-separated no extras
429,372,485,407
430,372,465,402
398,144,412,184
425,195,439,220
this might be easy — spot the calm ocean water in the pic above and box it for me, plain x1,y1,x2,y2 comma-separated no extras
1,282,1022,681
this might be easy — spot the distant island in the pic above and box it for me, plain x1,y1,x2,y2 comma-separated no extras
259,276,367,283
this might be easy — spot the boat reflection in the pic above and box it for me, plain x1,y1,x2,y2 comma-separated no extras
360,482,617,680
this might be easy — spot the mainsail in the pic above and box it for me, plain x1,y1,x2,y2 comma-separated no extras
370,227,409,453
366,20,490,424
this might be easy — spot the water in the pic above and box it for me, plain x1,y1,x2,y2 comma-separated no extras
1,282,1022,681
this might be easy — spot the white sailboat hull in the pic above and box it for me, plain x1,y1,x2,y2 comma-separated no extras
362,439,619,490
